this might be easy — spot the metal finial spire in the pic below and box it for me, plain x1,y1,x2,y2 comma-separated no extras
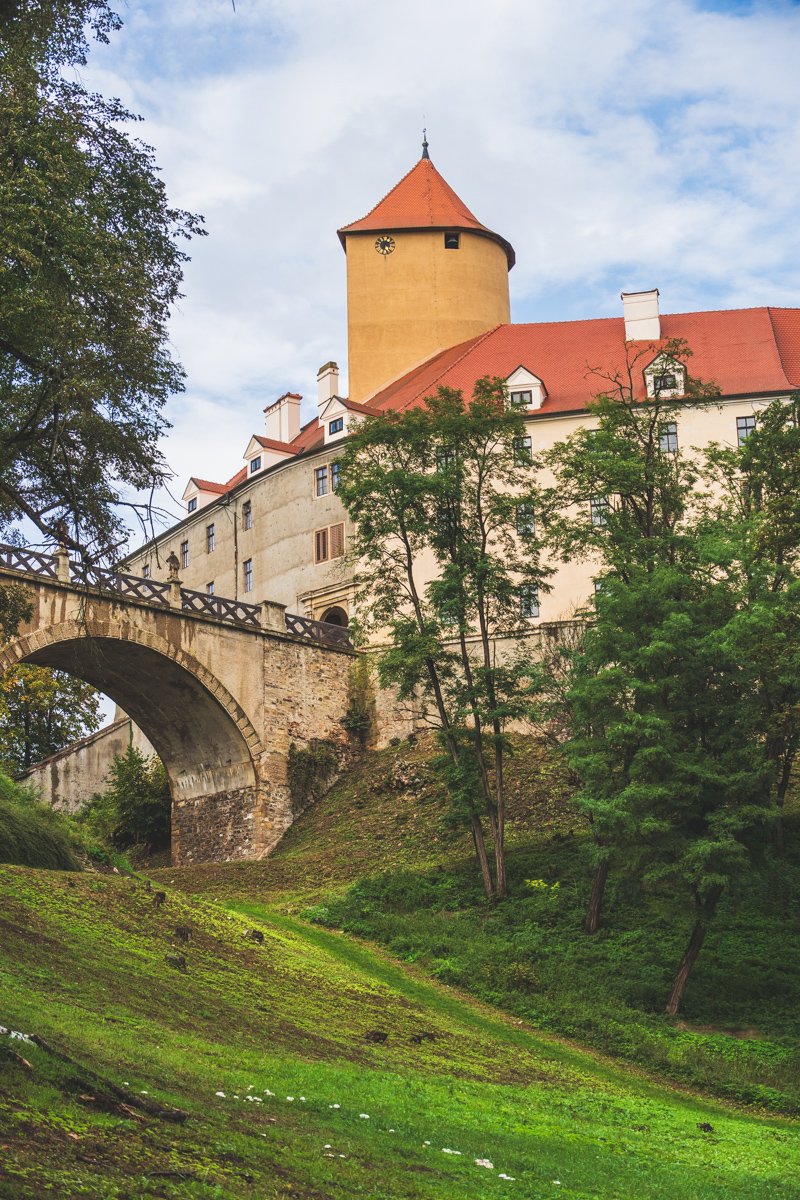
421,128,429,159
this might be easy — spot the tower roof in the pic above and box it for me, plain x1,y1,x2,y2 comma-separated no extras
338,154,515,268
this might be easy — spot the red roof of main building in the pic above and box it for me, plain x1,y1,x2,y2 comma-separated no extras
338,156,515,268
185,306,800,502
366,307,800,415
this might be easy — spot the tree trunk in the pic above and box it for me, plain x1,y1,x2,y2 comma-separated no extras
471,815,494,899
584,858,609,934
665,886,723,1016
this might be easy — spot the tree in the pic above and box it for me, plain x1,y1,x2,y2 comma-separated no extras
0,1,203,570
338,379,549,898
0,663,101,773
541,340,718,933
81,743,170,851
699,394,800,853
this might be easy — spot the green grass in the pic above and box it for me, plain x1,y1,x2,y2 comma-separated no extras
0,772,78,870
155,736,800,1116
1,864,799,1199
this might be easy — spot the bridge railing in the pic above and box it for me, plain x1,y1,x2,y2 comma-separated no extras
71,563,171,607
284,611,353,648
181,587,261,628
0,544,59,579
0,541,353,648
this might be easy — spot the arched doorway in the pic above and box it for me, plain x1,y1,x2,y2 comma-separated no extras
320,606,348,628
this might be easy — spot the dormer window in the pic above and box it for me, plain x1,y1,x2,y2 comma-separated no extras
250,455,262,474
444,232,460,250
645,355,685,398
187,497,197,513
505,366,546,411
329,417,344,435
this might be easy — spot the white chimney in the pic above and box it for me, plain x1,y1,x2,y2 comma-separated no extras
317,361,339,407
621,289,660,341
263,392,301,444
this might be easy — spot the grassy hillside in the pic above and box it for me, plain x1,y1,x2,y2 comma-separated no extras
157,737,800,1115
1,863,799,1199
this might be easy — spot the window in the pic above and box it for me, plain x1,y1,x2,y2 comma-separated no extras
590,496,609,527
329,417,344,435
516,502,535,536
520,585,540,619
513,436,532,465
331,461,341,492
142,563,150,579
444,232,460,249
242,500,252,530
737,415,756,446
653,372,677,392
180,540,189,569
314,523,345,563
206,523,215,553
250,455,262,474
243,558,253,592
187,497,197,513
330,522,345,558
315,465,328,497
509,390,532,409
659,421,678,453
207,581,215,595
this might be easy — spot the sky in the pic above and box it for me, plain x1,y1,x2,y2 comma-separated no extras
79,0,800,528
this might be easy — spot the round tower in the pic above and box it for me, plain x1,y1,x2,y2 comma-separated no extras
338,140,514,403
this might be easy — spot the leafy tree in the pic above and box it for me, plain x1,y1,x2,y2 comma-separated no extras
0,664,101,773
0,0,203,571
338,379,549,898
541,340,717,933
699,394,800,852
82,743,170,851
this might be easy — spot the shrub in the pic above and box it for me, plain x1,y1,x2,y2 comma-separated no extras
0,772,78,870
80,745,170,851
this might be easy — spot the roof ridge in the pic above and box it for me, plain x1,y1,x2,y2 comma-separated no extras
340,157,425,231
766,307,797,389
394,326,503,411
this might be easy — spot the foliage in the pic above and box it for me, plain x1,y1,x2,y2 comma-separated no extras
0,0,204,562
287,738,339,815
80,743,170,851
538,348,785,1011
0,578,31,643
338,378,550,898
340,655,374,746
0,664,100,773
0,770,77,868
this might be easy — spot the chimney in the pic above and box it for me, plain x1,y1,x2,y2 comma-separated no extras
317,361,339,408
263,392,301,444
621,289,660,341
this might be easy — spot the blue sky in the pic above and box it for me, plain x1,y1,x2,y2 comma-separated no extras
77,0,800,518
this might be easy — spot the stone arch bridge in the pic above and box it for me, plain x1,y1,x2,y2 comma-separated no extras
0,544,355,864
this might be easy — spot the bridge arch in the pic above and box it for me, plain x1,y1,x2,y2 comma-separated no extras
0,619,263,805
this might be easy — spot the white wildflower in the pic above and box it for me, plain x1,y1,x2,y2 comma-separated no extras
329,1103,340,1109
264,1089,275,1096
359,1113,370,1119
299,1096,306,1102
339,1154,346,1158
215,1091,226,1098
286,1096,294,1102
499,1174,516,1181
475,1158,493,1169
323,1152,335,1158
442,1148,462,1155
140,1091,149,1096
423,1140,431,1146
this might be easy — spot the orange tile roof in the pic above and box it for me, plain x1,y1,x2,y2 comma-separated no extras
338,156,515,268
366,307,800,416
251,435,296,453
189,477,229,494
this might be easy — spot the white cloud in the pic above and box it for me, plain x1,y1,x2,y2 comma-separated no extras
76,0,800,532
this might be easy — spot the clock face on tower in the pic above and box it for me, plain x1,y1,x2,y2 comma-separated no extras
374,234,396,256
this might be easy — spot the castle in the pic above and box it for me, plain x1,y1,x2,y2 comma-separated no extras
23,142,800,812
